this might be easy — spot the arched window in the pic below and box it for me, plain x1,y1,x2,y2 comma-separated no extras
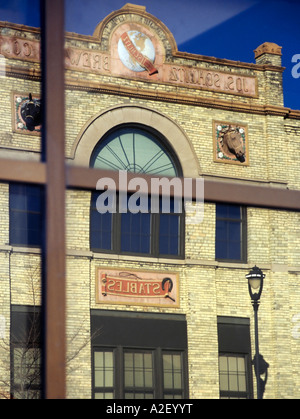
90,125,179,177
90,124,184,258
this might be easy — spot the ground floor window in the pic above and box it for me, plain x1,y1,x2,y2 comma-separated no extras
219,353,250,399
91,311,188,399
12,345,41,399
217,316,253,399
93,347,186,399
10,306,41,399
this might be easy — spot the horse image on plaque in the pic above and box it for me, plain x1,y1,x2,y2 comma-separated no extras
213,121,249,165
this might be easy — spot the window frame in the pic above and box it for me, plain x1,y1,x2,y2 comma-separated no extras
90,123,185,259
90,193,185,259
215,204,247,263
92,346,188,399
11,343,42,399
90,123,182,177
93,348,116,399
9,183,44,248
217,316,253,399
10,305,42,399
219,352,252,399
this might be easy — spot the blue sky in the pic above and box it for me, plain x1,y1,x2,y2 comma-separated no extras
0,0,299,109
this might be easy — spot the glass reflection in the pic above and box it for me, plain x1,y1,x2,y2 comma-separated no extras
0,0,41,163
0,2,42,399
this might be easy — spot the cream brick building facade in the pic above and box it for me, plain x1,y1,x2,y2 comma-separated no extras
0,4,300,399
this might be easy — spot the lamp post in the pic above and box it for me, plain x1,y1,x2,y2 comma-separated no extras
246,265,265,399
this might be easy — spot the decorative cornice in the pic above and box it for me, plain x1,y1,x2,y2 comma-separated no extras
0,18,285,73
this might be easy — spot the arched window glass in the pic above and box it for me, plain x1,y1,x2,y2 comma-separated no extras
90,124,184,258
90,126,178,177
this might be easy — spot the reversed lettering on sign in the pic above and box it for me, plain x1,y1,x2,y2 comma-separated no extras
0,32,257,98
96,268,179,307
165,65,256,97
65,47,110,72
0,35,40,61
120,32,158,75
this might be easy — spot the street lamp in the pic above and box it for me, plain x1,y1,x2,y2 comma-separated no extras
246,266,265,399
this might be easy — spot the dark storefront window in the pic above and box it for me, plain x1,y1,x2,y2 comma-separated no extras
91,311,188,399
93,347,186,399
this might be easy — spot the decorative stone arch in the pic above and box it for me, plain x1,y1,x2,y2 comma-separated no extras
71,104,200,178
92,3,178,58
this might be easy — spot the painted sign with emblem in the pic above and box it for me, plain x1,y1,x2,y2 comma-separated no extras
118,31,158,75
96,268,179,307
109,21,257,96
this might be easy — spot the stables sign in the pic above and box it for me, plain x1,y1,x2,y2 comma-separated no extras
96,268,179,307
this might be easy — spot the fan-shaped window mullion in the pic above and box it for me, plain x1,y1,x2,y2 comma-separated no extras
91,126,178,177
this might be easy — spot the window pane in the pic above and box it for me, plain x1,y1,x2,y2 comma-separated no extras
90,209,112,250
219,373,229,391
229,222,241,241
159,214,180,255
9,184,44,247
216,204,241,220
121,212,151,253
91,127,177,177
216,220,227,237
216,204,229,218
216,204,244,261
219,355,228,372
95,392,114,399
13,347,41,386
237,357,245,372
164,394,183,399
94,351,114,388
124,351,153,397
219,355,248,397
163,353,183,393
227,205,241,220
229,372,238,391
228,241,241,260
124,353,134,387
238,374,247,392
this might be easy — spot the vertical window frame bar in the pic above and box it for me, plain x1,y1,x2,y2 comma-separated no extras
41,0,66,399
